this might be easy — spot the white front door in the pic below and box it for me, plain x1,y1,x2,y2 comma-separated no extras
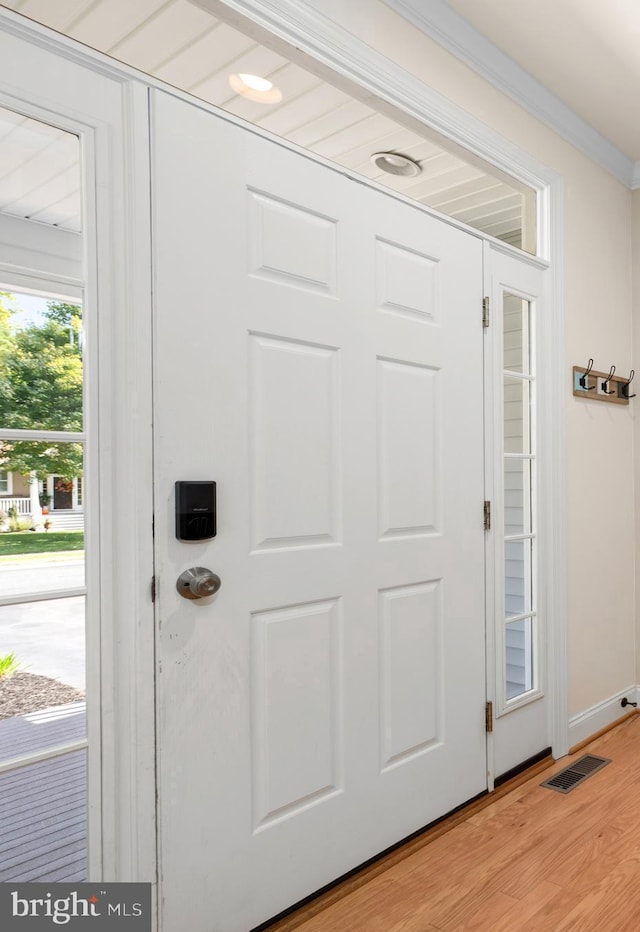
152,89,487,932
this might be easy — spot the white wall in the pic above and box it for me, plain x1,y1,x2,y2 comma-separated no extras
310,0,636,718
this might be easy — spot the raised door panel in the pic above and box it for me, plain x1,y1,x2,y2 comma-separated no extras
249,334,340,551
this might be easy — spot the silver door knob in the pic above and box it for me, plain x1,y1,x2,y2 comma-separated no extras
176,567,222,600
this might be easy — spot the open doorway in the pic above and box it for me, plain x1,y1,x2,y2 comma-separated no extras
0,108,88,882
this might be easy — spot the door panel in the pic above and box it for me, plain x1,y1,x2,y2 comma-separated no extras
249,333,340,550
152,89,486,932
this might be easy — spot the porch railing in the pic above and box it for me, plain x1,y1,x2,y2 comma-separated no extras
0,497,31,515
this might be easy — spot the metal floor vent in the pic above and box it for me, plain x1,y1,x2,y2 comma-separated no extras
541,754,611,794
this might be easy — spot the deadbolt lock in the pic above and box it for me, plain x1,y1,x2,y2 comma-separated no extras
177,567,222,600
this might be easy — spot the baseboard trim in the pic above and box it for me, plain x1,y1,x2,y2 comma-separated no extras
568,686,639,750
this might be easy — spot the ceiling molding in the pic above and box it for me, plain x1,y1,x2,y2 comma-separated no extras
385,0,636,189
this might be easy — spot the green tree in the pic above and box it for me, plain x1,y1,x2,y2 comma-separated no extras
0,294,14,398
0,299,83,483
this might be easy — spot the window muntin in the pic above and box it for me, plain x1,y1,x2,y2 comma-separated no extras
502,294,536,702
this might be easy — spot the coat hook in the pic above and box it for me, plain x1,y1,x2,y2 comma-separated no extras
622,369,636,399
601,364,616,395
579,358,594,390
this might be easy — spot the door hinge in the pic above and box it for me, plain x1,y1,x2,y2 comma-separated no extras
484,500,491,531
485,701,494,733
482,296,490,328
151,576,157,603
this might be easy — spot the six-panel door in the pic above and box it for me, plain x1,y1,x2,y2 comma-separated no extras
152,89,487,932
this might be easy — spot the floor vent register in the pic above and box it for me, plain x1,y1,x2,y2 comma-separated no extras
541,754,611,794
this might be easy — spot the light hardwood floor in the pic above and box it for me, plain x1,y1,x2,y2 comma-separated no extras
273,714,640,931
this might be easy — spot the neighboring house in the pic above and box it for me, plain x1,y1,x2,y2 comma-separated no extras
0,468,83,517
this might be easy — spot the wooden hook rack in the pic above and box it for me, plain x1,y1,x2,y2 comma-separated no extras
573,363,634,406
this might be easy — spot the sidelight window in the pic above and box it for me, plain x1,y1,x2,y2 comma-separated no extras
502,294,536,701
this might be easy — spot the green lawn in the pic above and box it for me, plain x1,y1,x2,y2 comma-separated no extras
0,531,85,556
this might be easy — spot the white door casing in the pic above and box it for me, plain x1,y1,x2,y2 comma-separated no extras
0,18,156,884
152,89,487,932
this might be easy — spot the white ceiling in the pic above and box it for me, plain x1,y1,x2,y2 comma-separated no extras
0,108,80,231
0,0,530,245
446,0,640,160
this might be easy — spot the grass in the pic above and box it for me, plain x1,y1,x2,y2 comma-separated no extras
0,530,84,556
0,653,20,678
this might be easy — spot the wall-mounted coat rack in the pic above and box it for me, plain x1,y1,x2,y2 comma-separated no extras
573,359,635,406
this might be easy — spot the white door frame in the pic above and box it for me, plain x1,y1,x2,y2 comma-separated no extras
0,0,568,918
483,242,560,784
0,12,157,887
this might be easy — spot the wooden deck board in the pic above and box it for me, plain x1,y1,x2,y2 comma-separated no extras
2,810,86,849
2,787,86,820
0,748,86,882
41,860,86,883
0,700,85,760
0,775,85,806
0,752,85,785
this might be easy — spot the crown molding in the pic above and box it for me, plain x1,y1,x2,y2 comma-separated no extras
385,0,635,189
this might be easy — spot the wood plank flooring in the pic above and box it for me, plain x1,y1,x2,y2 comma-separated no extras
273,715,640,931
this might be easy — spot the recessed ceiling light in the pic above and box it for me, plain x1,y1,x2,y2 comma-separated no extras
371,152,422,177
228,73,283,104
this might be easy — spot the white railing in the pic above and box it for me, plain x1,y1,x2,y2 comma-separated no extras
0,497,31,515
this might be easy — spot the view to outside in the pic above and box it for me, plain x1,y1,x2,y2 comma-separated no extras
0,290,86,882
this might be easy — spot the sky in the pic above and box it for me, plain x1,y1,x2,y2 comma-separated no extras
7,292,49,328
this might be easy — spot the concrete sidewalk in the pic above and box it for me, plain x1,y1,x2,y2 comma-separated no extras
0,559,84,598
0,596,85,690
